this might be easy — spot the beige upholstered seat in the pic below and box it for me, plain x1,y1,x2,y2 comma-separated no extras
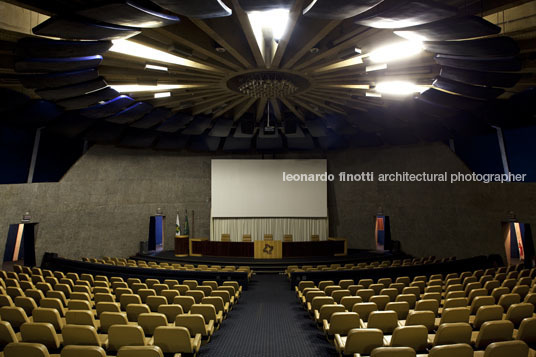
137,313,168,336
0,306,31,331
473,320,514,350
20,322,61,351
283,234,293,242
62,324,107,348
32,308,64,332
221,233,231,242
107,325,150,352
388,325,428,352
405,311,435,333
367,311,398,334
370,346,416,357
432,322,472,346
191,304,222,327
335,328,383,355
323,312,361,338
311,234,320,241
475,340,529,357
60,345,107,357
117,345,164,357
242,234,252,242
0,320,19,348
153,326,201,355
4,342,51,357
427,343,474,357
99,312,129,333
473,305,504,330
175,314,214,342
264,234,273,241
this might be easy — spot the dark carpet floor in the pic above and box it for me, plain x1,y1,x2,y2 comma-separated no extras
198,274,338,357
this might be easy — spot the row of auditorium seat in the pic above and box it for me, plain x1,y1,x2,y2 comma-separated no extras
0,265,244,356
285,256,455,277
82,257,253,280
294,265,536,356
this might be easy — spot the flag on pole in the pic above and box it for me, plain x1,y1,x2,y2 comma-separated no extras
183,209,189,237
175,212,181,238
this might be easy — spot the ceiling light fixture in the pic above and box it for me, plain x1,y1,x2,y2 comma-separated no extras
368,40,423,63
154,92,171,99
375,81,428,96
145,64,168,71
366,63,388,72
110,84,203,93
366,92,382,98
248,9,290,41
110,40,215,71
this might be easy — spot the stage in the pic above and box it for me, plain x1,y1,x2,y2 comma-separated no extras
133,249,411,273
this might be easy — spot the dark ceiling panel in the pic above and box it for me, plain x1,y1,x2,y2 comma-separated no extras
424,37,519,57
33,16,141,41
19,69,100,90
130,107,172,129
15,38,112,58
119,129,158,148
150,0,232,19
77,1,180,28
155,133,190,150
85,122,126,144
56,87,119,110
256,131,284,151
287,133,316,150
434,54,522,72
14,56,102,73
80,95,135,119
418,88,485,112
354,0,457,28
282,125,305,138
439,67,522,88
303,0,383,20
222,137,252,151
0,88,30,112
305,119,329,137
35,78,108,101
156,113,194,133
208,119,234,137
318,131,347,150
181,116,212,135
394,15,500,41
381,126,419,145
432,77,504,100
106,102,153,124
189,134,221,152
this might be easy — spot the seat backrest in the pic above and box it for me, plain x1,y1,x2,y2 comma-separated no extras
473,305,504,330
370,346,416,357
60,345,107,357
146,296,167,312
340,296,362,311
4,342,50,357
20,322,60,350
99,312,128,333
0,320,18,347
175,314,207,336
108,325,146,352
415,299,439,316
439,307,470,324
242,234,252,242
190,304,217,324
185,290,205,303
173,296,196,312
369,295,390,310
344,328,383,355
318,304,345,322
352,302,378,322
356,289,374,302
379,288,398,301
62,324,101,346
428,343,474,357
327,312,360,335
117,346,164,357
32,308,63,332
470,296,495,315
201,297,225,313
221,234,231,242
505,302,534,328
368,311,398,334
405,311,435,332
483,340,529,357
157,304,184,323
14,296,38,316
498,293,521,311
385,301,410,320
311,234,319,241
65,310,97,328
516,317,536,345
395,294,417,309
283,234,292,242
264,234,273,240
433,322,472,346
475,320,514,350
0,306,30,330
126,304,151,322
67,300,91,311
153,326,195,354
120,294,142,310
137,313,168,336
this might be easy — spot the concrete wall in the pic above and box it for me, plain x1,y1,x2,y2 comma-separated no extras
1,143,535,265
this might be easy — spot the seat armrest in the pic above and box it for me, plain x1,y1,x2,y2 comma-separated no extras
207,320,215,333
193,333,202,352
335,334,345,350
314,310,320,321
322,320,330,332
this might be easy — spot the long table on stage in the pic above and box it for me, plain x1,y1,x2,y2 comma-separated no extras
187,238,347,258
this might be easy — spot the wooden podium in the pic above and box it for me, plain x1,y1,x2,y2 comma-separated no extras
254,240,282,259
174,235,189,257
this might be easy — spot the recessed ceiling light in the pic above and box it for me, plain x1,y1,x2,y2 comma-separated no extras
366,92,382,98
375,81,428,95
145,64,168,71
154,92,171,99
248,9,290,41
110,40,215,72
310,47,319,54
366,63,388,72
368,40,423,63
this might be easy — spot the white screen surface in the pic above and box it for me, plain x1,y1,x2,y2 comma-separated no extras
211,159,327,217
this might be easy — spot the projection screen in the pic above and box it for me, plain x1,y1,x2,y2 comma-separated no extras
211,159,328,218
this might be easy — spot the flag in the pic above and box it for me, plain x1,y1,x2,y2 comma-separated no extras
175,213,181,238
183,209,189,237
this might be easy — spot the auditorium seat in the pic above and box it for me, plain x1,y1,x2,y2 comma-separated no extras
32,308,64,332
427,343,474,357
3,342,51,357
283,234,293,242
370,346,416,357
366,311,398,334
0,320,19,348
61,345,107,357
405,311,435,333
264,234,273,241
99,312,129,333
472,320,514,350
386,302,410,320
107,325,151,352
66,310,100,330
221,233,231,242
472,305,504,330
175,314,214,343
242,234,252,242
335,328,384,356
61,324,107,348
505,303,534,328
0,306,31,331
126,304,151,323
315,304,345,326
20,322,61,351
116,345,164,357
432,322,472,346
322,311,361,339
137,313,168,336
473,340,529,357
153,326,200,356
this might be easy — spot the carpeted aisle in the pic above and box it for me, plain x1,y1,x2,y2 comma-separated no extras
199,274,338,357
